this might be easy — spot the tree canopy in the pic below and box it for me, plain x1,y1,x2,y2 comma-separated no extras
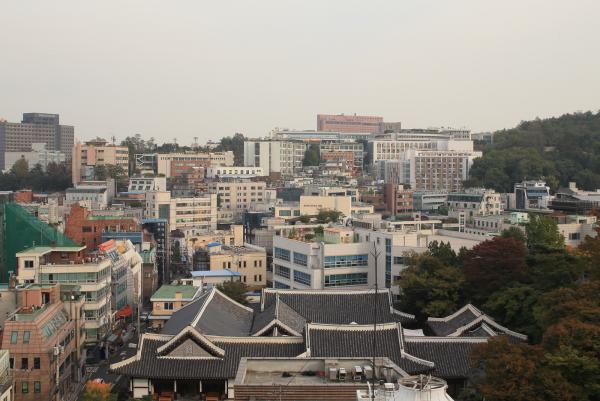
0,161,71,192
466,111,600,192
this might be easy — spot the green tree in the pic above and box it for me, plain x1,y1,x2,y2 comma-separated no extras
302,144,320,166
315,210,343,224
526,214,564,250
215,133,245,166
427,241,458,266
398,253,465,317
217,281,249,305
11,159,29,179
501,226,527,243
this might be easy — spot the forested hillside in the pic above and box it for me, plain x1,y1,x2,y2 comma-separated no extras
466,111,600,192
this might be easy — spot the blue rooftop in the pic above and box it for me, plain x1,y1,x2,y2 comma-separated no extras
207,241,221,247
190,269,241,277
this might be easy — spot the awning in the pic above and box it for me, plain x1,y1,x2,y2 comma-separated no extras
116,305,133,319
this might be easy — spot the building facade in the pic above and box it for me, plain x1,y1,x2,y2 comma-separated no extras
144,191,217,232
243,140,306,178
3,143,66,171
0,113,74,170
317,114,383,134
72,139,129,184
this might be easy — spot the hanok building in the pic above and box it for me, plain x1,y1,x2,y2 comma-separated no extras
111,288,525,400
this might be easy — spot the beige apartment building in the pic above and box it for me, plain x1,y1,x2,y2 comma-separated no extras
208,181,267,221
72,139,129,184
206,244,266,290
144,191,217,231
275,196,374,220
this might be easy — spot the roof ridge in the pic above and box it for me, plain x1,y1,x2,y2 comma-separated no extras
307,322,400,331
404,336,489,343
206,335,304,344
263,288,391,295
450,315,528,340
213,287,255,312
427,303,482,322
156,326,225,357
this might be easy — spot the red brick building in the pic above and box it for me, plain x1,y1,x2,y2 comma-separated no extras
317,113,383,134
64,204,140,249
384,183,414,216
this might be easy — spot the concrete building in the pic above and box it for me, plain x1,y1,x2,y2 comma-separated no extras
149,152,234,177
513,181,551,210
317,114,383,134
271,218,480,296
274,196,374,220
0,350,13,401
243,140,307,178
318,141,364,173
190,269,241,289
384,184,414,216
144,191,217,232
303,186,359,202
148,284,201,328
3,143,66,171
447,188,503,226
201,244,267,290
15,246,113,343
413,191,448,212
270,128,372,142
65,186,109,210
2,284,85,401
409,150,481,192
205,166,265,179
128,176,167,192
208,181,268,222
0,113,74,170
72,139,129,184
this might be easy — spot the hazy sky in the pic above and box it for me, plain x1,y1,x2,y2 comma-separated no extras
1,1,599,144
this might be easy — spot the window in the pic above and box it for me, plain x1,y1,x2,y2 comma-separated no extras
9,358,13,369
164,302,174,310
23,331,30,344
33,358,40,369
34,382,41,393
22,382,28,394
293,270,311,286
569,233,581,241
324,273,368,287
274,281,290,289
24,260,34,268
293,252,308,267
21,358,28,370
243,276,247,283
274,264,290,279
274,247,290,262
10,331,17,344
323,254,368,268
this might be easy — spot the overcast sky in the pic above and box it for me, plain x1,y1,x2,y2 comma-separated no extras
1,1,599,144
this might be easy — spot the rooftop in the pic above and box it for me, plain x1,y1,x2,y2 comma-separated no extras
191,269,241,278
151,285,200,301
16,245,86,257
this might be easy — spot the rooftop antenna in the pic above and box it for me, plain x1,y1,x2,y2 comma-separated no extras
369,241,381,398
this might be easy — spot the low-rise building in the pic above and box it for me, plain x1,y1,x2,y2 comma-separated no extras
3,143,65,172
144,191,217,232
200,244,267,290
64,203,140,249
447,188,502,225
275,196,374,220
3,284,83,401
205,166,265,179
15,246,113,343
0,350,13,401
72,139,129,185
513,180,551,210
149,284,201,328
384,184,413,216
127,176,167,192
190,269,241,289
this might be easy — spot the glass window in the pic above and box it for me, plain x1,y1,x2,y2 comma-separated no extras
323,254,368,268
274,281,290,289
33,358,40,369
393,256,404,265
274,264,290,279
324,273,368,287
23,331,30,344
293,270,311,286
274,247,290,262
164,302,174,310
22,382,28,394
10,331,17,344
34,381,41,393
21,358,28,370
293,252,308,267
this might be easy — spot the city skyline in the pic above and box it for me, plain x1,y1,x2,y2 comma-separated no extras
1,1,599,142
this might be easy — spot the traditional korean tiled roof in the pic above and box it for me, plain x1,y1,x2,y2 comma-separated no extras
426,304,528,341
251,293,306,336
161,288,254,337
305,322,434,376
403,337,488,379
110,328,305,380
261,288,415,325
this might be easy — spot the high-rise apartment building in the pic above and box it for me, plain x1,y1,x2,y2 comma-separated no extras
0,113,74,170
317,114,383,134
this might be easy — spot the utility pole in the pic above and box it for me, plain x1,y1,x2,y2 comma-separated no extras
369,241,381,400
